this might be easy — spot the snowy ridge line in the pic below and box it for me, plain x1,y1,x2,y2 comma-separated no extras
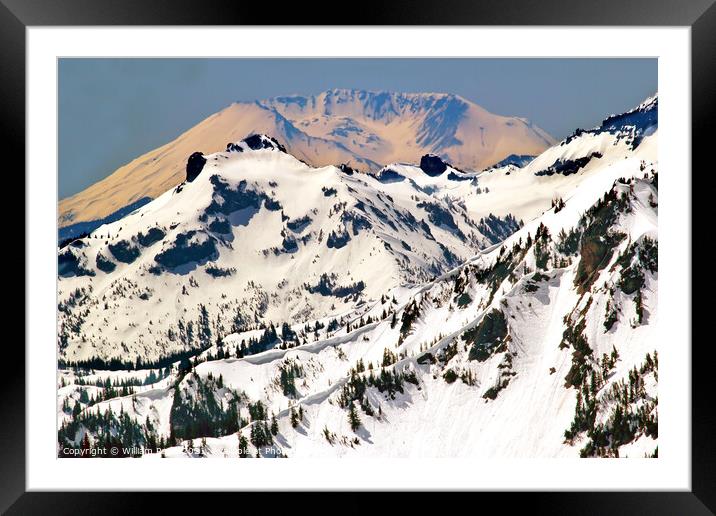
59,88,556,228
241,321,380,366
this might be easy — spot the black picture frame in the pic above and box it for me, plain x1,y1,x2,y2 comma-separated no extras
5,0,713,513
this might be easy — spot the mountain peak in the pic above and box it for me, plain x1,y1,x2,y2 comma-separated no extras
256,89,470,120
320,88,459,99
419,154,449,176
185,151,207,182
558,93,659,149
638,93,657,110
226,134,287,154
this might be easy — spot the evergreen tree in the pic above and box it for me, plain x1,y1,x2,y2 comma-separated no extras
348,401,361,432
250,424,258,448
611,345,620,365
281,322,296,343
81,432,91,457
238,432,250,458
198,303,212,348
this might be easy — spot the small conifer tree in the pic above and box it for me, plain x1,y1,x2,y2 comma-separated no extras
348,401,361,432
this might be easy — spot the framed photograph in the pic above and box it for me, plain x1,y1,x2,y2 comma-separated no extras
7,0,714,512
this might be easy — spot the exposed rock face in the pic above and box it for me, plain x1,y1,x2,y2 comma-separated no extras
108,239,140,264
58,248,95,277
95,253,116,273
186,152,206,182
375,168,405,183
534,152,603,177
338,163,355,175
136,227,166,247
245,134,287,152
154,230,218,272
488,154,535,169
419,154,448,176
226,134,287,153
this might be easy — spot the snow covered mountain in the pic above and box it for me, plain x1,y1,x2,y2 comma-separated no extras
57,95,658,459
58,89,555,228
58,135,526,365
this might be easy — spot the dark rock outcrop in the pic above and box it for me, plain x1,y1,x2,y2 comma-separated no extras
488,154,535,169
463,309,508,362
95,253,116,273
136,227,166,247
58,249,95,277
447,171,471,181
281,235,299,253
341,210,372,235
286,215,312,233
204,176,276,218
419,154,448,176
154,231,218,272
534,152,602,177
227,134,287,153
186,152,206,182
108,239,140,264
338,163,355,175
245,134,286,152
375,168,405,183
208,217,231,234
326,229,351,249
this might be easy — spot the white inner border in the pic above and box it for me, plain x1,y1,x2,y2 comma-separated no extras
27,27,691,491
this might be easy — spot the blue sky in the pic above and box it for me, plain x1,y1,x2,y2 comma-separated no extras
59,58,657,199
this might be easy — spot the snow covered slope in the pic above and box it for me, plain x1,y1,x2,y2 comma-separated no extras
58,89,555,227
58,135,528,365
58,96,658,459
